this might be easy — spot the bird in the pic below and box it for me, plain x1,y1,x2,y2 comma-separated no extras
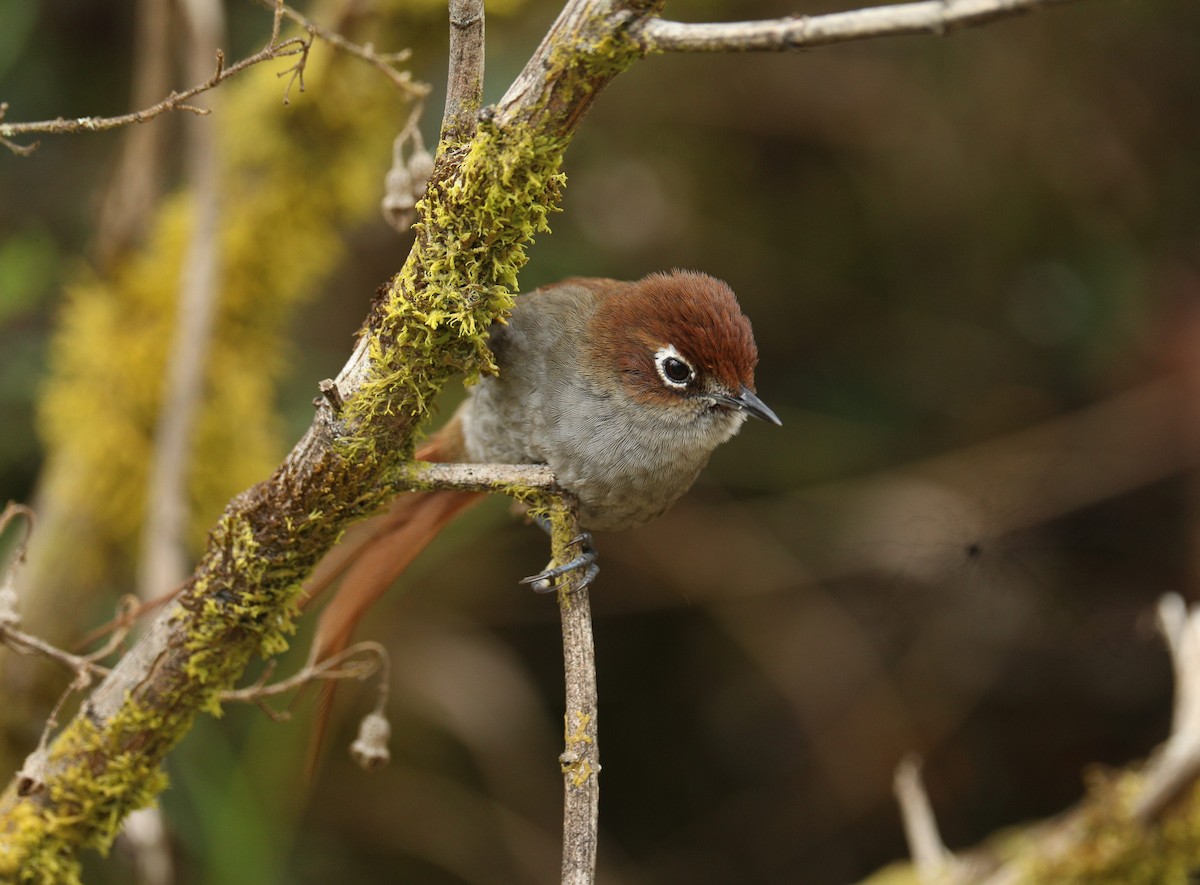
303,269,780,711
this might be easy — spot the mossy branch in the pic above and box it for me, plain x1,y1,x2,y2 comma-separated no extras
0,0,659,879
0,0,1087,879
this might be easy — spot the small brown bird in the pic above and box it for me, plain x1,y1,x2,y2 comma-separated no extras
306,270,779,674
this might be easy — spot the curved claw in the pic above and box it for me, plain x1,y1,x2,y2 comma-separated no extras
521,533,598,594
523,561,599,594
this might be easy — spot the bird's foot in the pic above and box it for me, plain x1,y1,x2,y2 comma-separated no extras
520,532,598,594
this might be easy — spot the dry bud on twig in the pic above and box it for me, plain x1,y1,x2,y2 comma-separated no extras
349,710,392,770
382,107,433,232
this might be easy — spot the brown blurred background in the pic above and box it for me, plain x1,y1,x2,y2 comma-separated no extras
2,0,1200,882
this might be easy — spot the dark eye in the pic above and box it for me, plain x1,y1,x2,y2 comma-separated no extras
663,357,692,384
654,347,696,389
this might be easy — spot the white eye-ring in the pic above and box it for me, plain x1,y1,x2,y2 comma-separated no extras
654,345,695,389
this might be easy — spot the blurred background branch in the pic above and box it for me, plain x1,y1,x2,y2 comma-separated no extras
137,0,227,603
874,593,1200,883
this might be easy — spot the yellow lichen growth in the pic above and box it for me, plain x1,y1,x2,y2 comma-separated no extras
5,0,644,875
35,38,413,595
0,704,175,884
339,120,568,460
1018,769,1200,883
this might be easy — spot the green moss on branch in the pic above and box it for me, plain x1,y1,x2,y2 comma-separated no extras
0,2,655,877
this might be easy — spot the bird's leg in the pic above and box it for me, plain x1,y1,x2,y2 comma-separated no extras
520,515,599,594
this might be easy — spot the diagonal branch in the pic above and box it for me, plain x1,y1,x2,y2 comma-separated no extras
0,0,1090,879
638,0,1078,53
0,0,661,876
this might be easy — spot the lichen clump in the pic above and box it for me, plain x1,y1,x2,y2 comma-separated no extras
346,121,568,449
0,706,174,884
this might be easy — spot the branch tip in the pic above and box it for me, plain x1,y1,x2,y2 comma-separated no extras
894,754,957,883
640,0,1077,53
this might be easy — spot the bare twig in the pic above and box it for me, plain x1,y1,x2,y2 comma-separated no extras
538,497,600,885
401,462,559,494
4,590,141,797
222,640,395,769
2,596,138,679
221,640,387,708
638,0,1078,53
0,104,37,156
1132,594,1200,822
0,34,306,154
441,0,485,143
250,0,429,98
0,502,35,590
894,755,960,885
0,0,430,155
887,593,1200,885
16,674,89,797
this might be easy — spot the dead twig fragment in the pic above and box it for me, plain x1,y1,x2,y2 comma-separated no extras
894,755,961,884
1132,594,1200,822
638,0,1079,53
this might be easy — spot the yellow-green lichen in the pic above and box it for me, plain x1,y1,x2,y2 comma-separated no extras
333,5,650,448
4,5,650,875
29,32,416,619
337,122,569,464
548,21,648,84
1017,769,1200,884
0,702,175,884
179,509,304,712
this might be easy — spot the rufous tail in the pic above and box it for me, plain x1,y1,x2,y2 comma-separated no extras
303,413,482,771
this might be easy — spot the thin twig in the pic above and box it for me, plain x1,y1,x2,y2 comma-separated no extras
3,505,139,677
1132,594,1200,822
0,36,306,154
399,461,559,494
221,640,386,706
441,0,485,143
250,0,429,97
894,755,960,884
0,104,37,156
17,673,90,796
2,596,139,678
543,497,600,885
637,0,1078,53
0,0,430,155
222,641,392,769
0,502,35,570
